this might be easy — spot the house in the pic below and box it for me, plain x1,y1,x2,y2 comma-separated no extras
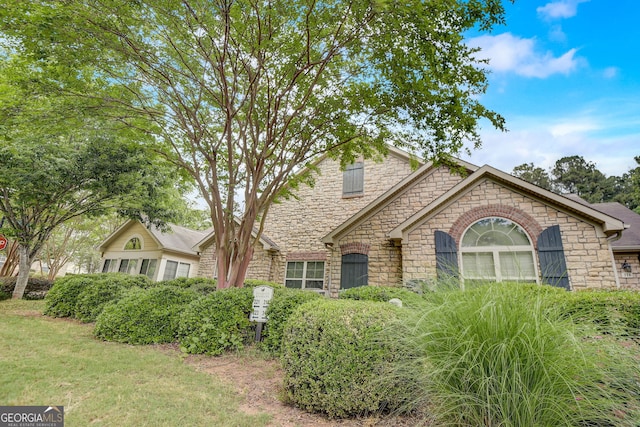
98,220,208,281
100,147,640,292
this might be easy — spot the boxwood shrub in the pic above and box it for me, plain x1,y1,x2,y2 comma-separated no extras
339,285,425,308
178,287,254,355
94,285,198,344
0,276,54,300
74,274,151,323
556,289,640,337
259,288,323,356
281,299,414,418
158,277,218,295
44,274,105,317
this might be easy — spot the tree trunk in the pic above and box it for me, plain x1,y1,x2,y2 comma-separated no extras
12,244,31,299
0,239,19,277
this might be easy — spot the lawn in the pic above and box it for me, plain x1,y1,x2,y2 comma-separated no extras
0,300,271,427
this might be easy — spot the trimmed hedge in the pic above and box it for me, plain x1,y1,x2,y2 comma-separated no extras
178,287,254,355
44,274,104,317
94,286,198,344
0,276,54,300
281,299,414,418
259,288,323,356
74,274,151,322
243,279,284,289
158,277,218,295
556,289,640,337
339,285,425,308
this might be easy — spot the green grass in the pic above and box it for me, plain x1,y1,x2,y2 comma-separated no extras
0,300,271,427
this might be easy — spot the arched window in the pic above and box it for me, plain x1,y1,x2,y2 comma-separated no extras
461,217,537,282
124,237,142,250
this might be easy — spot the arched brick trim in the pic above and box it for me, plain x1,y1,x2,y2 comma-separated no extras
340,242,370,255
449,205,544,248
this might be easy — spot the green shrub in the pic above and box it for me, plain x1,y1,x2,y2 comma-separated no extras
396,282,614,426
178,287,254,355
0,276,54,300
44,274,103,317
339,285,425,308
158,277,218,295
243,279,284,289
281,299,413,418
556,289,640,337
259,288,323,356
74,274,151,323
94,286,198,344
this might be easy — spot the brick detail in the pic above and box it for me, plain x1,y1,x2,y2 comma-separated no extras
286,251,327,261
449,204,544,248
340,242,371,255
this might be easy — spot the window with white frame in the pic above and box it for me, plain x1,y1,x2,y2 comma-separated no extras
139,259,158,279
118,259,139,275
163,260,191,280
102,259,117,273
124,237,142,250
461,217,537,282
285,261,325,289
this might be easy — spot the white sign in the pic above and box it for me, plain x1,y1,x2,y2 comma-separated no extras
250,285,274,323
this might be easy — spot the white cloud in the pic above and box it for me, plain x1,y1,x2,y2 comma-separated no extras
537,0,590,20
603,67,619,79
468,33,581,78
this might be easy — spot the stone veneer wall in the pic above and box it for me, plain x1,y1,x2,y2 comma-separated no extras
330,166,466,294
196,152,415,286
614,252,640,290
401,179,617,290
196,243,279,282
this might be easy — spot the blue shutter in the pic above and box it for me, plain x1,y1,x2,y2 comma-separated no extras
340,253,368,289
537,225,570,290
435,231,459,279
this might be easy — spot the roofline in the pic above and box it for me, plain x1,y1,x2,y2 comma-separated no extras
97,219,164,253
612,246,640,252
193,221,280,252
322,157,479,243
389,165,626,240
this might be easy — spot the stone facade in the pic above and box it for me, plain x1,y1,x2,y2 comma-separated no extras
194,153,630,294
399,180,617,290
196,150,415,286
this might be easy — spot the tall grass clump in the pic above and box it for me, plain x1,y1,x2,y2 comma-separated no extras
397,283,611,426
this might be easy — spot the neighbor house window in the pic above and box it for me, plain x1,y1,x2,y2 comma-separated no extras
124,237,142,250
461,217,537,282
343,162,364,197
163,260,191,280
285,261,324,289
118,259,138,275
139,259,158,279
102,259,117,273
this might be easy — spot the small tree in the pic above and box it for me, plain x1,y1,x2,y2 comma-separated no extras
3,0,509,288
0,54,183,299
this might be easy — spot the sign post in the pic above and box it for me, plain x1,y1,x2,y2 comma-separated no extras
250,285,274,342
0,235,7,251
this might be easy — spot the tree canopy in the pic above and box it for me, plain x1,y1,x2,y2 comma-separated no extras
512,155,640,212
1,0,511,287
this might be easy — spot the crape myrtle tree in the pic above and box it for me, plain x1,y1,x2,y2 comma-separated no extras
2,0,509,288
0,54,185,299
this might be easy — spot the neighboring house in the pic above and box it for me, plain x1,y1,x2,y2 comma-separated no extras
564,197,640,290
100,148,640,292
98,220,208,281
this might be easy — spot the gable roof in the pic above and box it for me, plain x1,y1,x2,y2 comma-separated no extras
322,157,479,244
388,165,626,240
193,223,280,252
98,220,208,257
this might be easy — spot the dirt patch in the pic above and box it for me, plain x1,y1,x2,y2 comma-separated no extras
159,344,421,426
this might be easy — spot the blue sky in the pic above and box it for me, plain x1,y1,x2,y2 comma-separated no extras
459,0,640,177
